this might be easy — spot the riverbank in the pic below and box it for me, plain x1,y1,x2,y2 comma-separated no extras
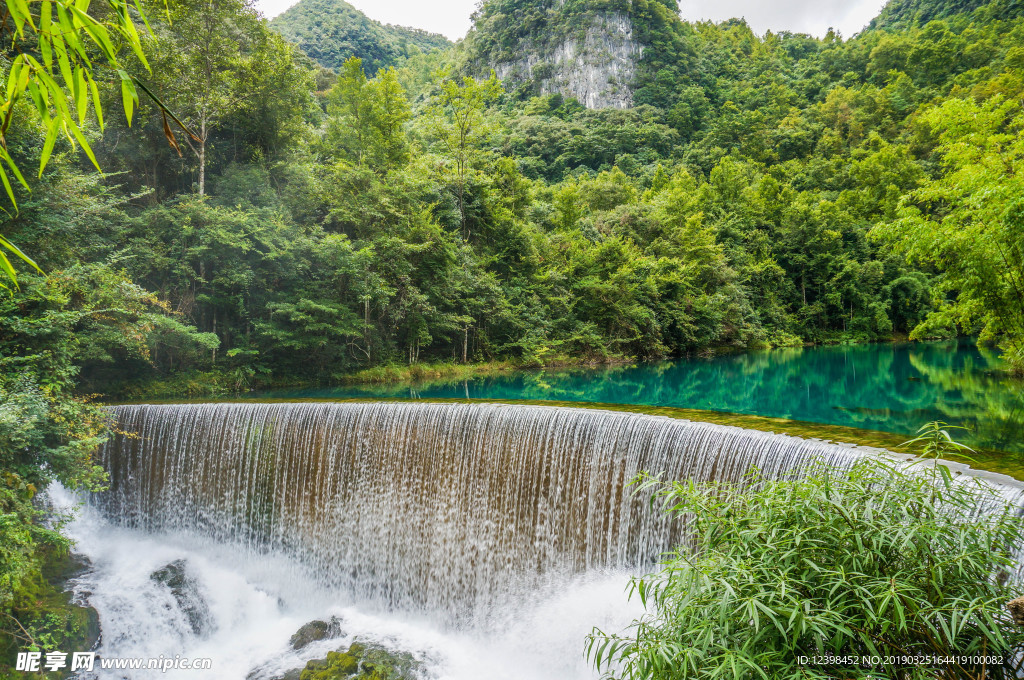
105,357,637,401
102,336,933,401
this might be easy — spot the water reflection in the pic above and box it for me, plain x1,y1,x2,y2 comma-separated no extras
262,339,1024,454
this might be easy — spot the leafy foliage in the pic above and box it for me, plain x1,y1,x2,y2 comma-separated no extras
0,0,1019,387
874,93,1024,371
0,0,150,285
869,0,1020,30
589,458,1024,679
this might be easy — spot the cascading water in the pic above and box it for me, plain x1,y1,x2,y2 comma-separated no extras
91,403,868,617
53,402,1020,680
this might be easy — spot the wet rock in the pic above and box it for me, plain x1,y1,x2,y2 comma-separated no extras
43,549,101,649
50,552,93,586
288,641,421,680
290,617,344,650
150,559,212,636
358,645,421,680
302,648,360,678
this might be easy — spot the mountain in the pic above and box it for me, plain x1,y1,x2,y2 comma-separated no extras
269,0,452,73
461,0,685,109
869,0,1021,29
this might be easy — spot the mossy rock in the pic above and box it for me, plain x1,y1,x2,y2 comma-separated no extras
297,641,420,680
301,649,360,679
0,547,100,678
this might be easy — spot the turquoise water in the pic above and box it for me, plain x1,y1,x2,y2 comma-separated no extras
262,339,1024,453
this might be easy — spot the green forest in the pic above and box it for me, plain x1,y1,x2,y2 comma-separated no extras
2,0,1024,665
6,0,1024,398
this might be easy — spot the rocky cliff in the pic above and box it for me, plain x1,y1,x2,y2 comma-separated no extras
490,11,643,108
463,0,660,109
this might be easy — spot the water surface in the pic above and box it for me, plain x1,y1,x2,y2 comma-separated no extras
262,339,1024,454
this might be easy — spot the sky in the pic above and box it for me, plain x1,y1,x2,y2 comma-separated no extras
254,0,891,42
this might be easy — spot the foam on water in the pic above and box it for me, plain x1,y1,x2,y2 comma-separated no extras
54,484,641,680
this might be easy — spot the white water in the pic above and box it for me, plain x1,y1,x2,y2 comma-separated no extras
55,484,642,680
61,401,1008,679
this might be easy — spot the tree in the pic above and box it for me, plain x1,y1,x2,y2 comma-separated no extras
423,69,502,238
873,95,1024,370
142,0,269,195
325,57,410,174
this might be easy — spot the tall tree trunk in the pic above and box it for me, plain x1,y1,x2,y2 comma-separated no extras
198,117,207,196
458,180,465,238
458,155,467,239
363,298,371,363
462,326,468,364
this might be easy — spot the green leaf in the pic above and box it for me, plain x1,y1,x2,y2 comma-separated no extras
119,71,137,125
89,78,103,130
0,235,42,273
39,120,60,175
67,120,100,171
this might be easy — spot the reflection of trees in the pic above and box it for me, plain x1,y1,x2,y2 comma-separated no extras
908,347,1024,453
272,340,1024,455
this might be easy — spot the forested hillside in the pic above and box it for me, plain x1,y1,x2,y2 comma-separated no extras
2,0,1024,400
869,0,1021,28
269,0,451,73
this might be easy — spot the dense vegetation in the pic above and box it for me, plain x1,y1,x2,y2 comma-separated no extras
589,454,1024,679
5,0,1023,396
269,0,451,73
3,0,1024,664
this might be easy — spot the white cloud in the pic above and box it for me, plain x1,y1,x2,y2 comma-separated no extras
254,0,890,43
677,0,889,38
255,0,477,40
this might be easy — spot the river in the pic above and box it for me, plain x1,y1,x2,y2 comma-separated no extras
262,339,1024,454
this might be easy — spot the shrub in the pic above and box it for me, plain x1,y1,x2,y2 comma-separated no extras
589,458,1024,679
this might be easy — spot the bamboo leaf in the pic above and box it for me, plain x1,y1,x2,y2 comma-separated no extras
0,235,43,273
75,67,88,123
0,161,18,211
119,71,137,125
0,249,19,289
89,78,103,130
67,121,100,171
39,120,60,175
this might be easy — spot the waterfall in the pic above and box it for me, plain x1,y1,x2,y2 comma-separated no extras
66,401,1024,680
93,401,873,622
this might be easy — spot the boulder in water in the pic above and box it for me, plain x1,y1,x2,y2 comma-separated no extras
150,559,212,636
290,617,344,649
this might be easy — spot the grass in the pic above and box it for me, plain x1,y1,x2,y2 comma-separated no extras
338,360,523,385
